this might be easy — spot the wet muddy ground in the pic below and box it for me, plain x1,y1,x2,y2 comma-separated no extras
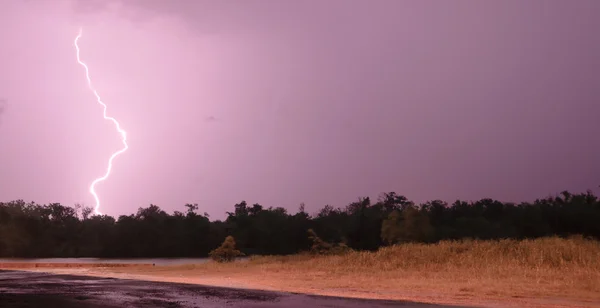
0,270,467,308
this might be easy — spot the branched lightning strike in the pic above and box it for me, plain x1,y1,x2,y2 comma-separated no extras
74,28,128,216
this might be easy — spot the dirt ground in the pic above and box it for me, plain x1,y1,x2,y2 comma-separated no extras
16,265,600,308
2,270,440,308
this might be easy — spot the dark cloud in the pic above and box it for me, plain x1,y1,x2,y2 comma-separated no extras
70,0,213,29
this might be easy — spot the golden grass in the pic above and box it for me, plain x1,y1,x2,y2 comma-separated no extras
168,237,600,305
25,236,600,307
187,236,600,279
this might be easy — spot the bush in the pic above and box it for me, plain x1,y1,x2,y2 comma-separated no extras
307,229,351,255
209,236,244,262
381,207,434,244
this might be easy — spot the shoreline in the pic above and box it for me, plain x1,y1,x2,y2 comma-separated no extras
0,263,154,268
11,265,600,308
1,270,434,308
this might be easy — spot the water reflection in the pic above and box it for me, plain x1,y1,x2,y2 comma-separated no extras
0,258,210,266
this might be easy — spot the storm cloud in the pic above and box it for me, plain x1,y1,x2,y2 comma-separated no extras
1,0,599,218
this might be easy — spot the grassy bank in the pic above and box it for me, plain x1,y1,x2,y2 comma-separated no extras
248,235,600,270
163,237,600,305
26,237,600,307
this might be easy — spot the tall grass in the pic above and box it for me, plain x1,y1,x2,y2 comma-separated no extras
116,236,600,301
245,236,600,276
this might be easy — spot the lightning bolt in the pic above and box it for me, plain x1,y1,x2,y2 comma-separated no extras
74,28,128,216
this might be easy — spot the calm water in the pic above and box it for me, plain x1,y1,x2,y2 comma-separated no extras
0,258,210,266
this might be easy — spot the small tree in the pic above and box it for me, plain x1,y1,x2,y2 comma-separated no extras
209,236,244,262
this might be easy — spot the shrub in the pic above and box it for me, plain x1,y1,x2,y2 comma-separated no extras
209,236,244,262
381,207,434,244
307,229,351,255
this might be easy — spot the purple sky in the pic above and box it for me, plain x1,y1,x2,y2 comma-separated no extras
1,0,599,219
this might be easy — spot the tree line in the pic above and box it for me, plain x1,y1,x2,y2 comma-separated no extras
0,190,598,258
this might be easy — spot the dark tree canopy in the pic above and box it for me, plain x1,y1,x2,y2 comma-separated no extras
0,190,598,258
